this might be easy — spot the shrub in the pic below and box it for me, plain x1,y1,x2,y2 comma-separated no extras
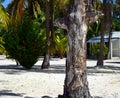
90,43,108,59
55,35,67,58
3,17,45,69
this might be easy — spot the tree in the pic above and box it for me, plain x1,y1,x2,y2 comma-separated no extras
41,0,69,68
54,0,99,97
41,0,52,69
3,15,45,69
7,0,52,69
97,0,113,66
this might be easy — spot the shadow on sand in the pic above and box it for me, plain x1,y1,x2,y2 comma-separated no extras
0,90,33,98
0,63,120,75
87,65,120,74
0,64,65,75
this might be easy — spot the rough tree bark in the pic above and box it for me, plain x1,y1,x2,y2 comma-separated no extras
54,0,99,98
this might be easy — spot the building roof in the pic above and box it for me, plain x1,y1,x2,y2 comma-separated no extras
87,31,120,43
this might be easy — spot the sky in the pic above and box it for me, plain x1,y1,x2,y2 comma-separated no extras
2,0,11,8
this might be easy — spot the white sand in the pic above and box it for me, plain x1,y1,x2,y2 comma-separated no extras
0,56,120,98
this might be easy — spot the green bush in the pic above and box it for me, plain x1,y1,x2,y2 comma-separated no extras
3,17,45,69
90,43,108,59
55,35,67,58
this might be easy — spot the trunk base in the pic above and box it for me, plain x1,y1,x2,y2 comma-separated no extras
96,58,104,67
59,86,92,98
41,62,50,69
41,54,50,69
58,95,102,98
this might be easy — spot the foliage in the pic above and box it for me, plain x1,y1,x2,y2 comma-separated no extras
90,43,108,59
0,4,9,28
55,35,67,58
3,16,45,69
0,4,8,55
113,1,120,18
0,37,6,54
54,0,70,14
87,17,101,40
113,18,120,31
7,0,41,22
92,0,102,11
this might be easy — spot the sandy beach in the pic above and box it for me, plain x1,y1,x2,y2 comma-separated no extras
0,56,120,98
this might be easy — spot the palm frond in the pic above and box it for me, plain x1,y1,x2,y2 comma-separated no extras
7,0,42,21
0,4,9,27
55,35,68,58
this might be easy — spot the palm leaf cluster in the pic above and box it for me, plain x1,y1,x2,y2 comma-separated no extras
7,0,41,21
55,35,67,58
0,4,9,27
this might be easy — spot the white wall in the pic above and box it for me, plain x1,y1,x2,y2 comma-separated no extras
112,40,119,57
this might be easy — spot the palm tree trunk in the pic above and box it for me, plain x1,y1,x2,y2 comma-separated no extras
96,22,104,67
41,0,51,69
97,0,113,67
50,0,56,54
107,1,113,59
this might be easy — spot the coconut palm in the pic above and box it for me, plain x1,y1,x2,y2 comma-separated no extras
97,0,113,66
41,0,70,69
0,2,9,27
41,0,51,69
7,0,41,21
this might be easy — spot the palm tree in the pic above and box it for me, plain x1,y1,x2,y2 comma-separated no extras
41,0,70,69
96,0,113,67
7,0,41,21
41,0,51,69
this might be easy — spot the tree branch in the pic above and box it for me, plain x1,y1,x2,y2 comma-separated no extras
53,17,68,31
85,1,102,25
86,10,102,25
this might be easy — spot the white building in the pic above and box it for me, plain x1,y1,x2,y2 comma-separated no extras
87,31,120,59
